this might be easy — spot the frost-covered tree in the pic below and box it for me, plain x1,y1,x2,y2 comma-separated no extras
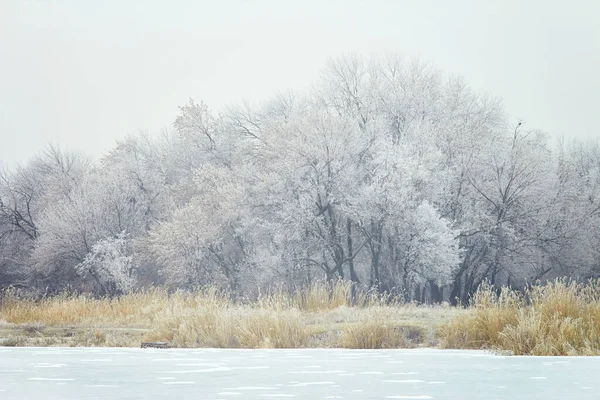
30,139,170,293
545,139,600,279
76,233,137,296
1,146,90,289
2,54,599,302
147,165,252,290
397,202,460,301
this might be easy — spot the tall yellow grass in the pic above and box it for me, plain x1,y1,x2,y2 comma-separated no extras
439,279,600,355
0,288,170,327
9,278,600,354
1,281,449,348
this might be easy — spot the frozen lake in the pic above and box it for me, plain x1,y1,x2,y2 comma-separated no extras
0,348,598,399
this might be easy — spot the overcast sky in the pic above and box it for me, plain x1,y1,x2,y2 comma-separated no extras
1,0,598,167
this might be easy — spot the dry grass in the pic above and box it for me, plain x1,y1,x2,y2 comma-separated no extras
438,282,522,349
142,282,451,349
9,278,600,354
439,279,600,355
0,288,170,327
146,306,309,348
0,281,455,349
336,306,427,349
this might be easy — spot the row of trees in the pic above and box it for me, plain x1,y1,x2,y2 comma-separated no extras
1,56,599,302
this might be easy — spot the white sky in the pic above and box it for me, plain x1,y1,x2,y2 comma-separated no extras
1,0,598,166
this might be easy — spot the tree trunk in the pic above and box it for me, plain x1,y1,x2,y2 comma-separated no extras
346,219,360,302
346,219,360,284
429,280,442,304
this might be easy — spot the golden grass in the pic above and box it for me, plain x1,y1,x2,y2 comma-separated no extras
0,288,170,327
256,280,393,311
8,278,600,354
336,306,427,349
146,306,309,348
0,281,456,349
439,279,600,355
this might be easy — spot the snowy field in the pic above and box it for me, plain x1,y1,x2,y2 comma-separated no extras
0,348,598,400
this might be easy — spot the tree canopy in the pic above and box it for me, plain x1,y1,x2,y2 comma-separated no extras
1,55,599,302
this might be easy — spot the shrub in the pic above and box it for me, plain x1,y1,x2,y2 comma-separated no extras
440,279,600,355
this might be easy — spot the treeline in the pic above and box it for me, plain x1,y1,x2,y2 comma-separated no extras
1,55,599,302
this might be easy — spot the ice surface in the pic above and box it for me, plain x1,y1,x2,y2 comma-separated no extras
28,378,75,381
32,363,66,368
227,386,276,390
385,396,434,399
0,348,598,399
291,370,345,374
289,381,335,386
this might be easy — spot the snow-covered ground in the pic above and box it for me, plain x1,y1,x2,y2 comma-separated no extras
0,348,598,399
